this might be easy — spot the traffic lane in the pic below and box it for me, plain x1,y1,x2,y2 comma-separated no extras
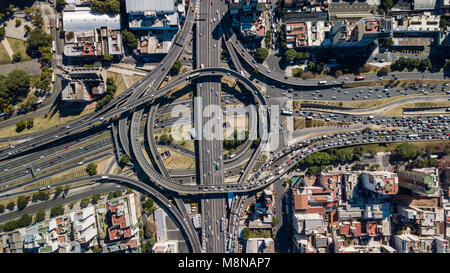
0,129,110,174
0,138,113,185
265,83,449,101
0,183,121,224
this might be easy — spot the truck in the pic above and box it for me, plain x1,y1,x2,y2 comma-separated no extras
220,218,224,232
408,134,418,138
318,80,327,85
216,163,220,170
368,115,374,120
281,110,293,116
52,41,56,53
101,176,109,179
52,72,55,83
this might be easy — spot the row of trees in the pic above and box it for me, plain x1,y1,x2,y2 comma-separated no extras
390,57,432,72
223,130,249,150
15,117,34,132
95,77,117,111
264,30,272,49
91,0,120,14
283,49,310,63
299,148,361,174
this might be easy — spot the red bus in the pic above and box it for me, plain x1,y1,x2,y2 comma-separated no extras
355,76,366,81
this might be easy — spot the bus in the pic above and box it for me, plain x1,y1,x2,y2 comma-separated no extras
186,72,200,80
52,72,55,83
281,110,293,116
220,219,224,232
52,41,56,53
227,239,232,251
355,76,366,81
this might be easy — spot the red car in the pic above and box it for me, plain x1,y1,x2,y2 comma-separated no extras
65,146,69,148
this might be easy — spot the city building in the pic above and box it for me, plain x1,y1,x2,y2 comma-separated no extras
60,67,107,102
64,26,123,59
398,168,440,197
361,171,399,196
285,20,330,48
125,0,181,57
245,238,275,253
125,0,179,31
63,6,121,32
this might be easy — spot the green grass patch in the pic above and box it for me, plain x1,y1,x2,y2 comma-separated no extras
6,37,32,62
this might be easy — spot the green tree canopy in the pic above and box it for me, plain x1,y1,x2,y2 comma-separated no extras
255,48,269,62
122,30,138,48
50,205,65,217
85,163,97,176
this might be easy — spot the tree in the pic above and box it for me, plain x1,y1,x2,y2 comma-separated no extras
120,154,131,165
31,12,44,28
80,198,90,208
170,60,182,76
92,193,101,204
284,49,297,62
384,37,393,47
103,53,113,62
6,201,15,210
11,51,21,63
272,217,280,227
255,48,269,62
54,185,63,196
377,66,389,77
0,27,5,39
15,19,21,27
56,0,66,11
144,220,157,239
26,28,52,53
0,204,4,213
35,209,46,223
26,117,34,129
17,195,30,209
85,163,97,176
50,205,64,217
122,30,138,49
91,0,121,14
6,69,30,98
242,227,251,240
93,245,101,253
16,213,32,227
301,71,314,79
143,198,155,214
24,25,31,33
395,143,418,161
16,119,27,132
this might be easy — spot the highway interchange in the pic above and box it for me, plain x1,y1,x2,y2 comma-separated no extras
0,0,449,254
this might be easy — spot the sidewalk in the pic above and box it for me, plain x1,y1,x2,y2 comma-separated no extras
0,59,41,75
1,38,13,59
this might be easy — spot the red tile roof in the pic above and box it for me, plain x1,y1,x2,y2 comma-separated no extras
294,192,308,210
367,222,377,236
